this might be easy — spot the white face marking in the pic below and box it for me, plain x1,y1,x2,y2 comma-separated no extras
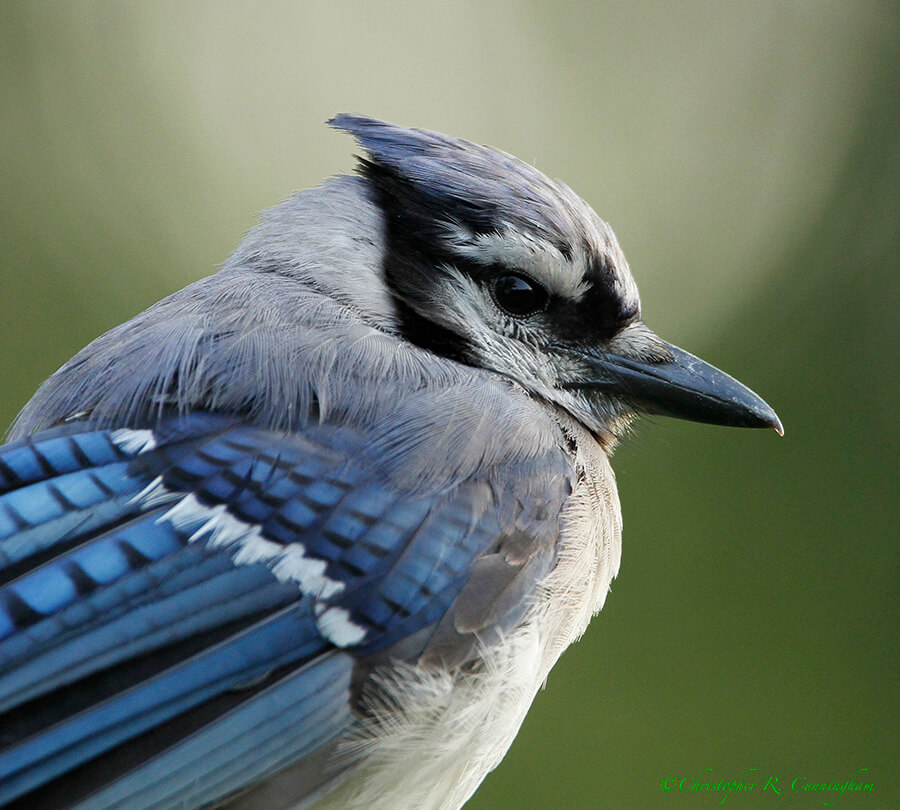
443,224,589,300
153,491,346,600
111,428,157,455
424,204,647,445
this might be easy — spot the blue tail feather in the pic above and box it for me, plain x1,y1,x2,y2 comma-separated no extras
0,602,327,805
79,653,353,810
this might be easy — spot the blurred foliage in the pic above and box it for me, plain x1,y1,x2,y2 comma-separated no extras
0,2,897,808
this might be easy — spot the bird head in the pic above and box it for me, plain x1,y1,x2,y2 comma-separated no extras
330,115,782,443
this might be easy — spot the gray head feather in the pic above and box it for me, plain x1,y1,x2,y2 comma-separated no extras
329,114,629,275
12,115,661,474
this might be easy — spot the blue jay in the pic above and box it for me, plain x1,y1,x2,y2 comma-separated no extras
0,116,781,809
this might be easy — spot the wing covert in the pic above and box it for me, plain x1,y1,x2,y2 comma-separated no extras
0,411,570,808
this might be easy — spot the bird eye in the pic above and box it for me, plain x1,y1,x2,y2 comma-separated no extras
491,273,549,317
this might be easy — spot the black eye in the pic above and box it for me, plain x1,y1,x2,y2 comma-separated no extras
491,273,549,317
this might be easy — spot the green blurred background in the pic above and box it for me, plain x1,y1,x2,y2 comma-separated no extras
0,2,896,808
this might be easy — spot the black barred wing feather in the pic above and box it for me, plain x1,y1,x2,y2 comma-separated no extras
0,413,567,808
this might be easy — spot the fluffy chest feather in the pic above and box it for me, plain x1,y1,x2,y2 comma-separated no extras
298,425,621,810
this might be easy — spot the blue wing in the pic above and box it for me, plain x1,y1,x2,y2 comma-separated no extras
0,413,566,808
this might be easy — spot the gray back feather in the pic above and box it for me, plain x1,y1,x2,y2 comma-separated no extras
11,176,568,498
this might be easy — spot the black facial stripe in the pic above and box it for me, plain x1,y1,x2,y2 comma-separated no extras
363,162,479,361
361,159,575,266
543,282,637,344
363,158,636,355
391,297,474,363
545,253,639,343
361,160,497,252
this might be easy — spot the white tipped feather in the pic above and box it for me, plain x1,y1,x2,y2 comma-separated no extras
272,545,345,599
159,493,207,530
317,607,367,646
156,493,345,599
110,428,157,454
128,476,180,508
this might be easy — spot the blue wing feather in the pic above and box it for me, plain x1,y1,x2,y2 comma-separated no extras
0,558,298,714
0,604,328,805
79,654,353,810
0,429,126,495
0,462,142,569
0,412,564,808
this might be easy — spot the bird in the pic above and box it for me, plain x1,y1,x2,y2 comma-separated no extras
0,115,781,810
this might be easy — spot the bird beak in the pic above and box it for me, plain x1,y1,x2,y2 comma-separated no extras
565,340,783,434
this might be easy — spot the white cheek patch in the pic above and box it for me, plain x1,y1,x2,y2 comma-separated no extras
442,223,589,301
143,488,365,645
